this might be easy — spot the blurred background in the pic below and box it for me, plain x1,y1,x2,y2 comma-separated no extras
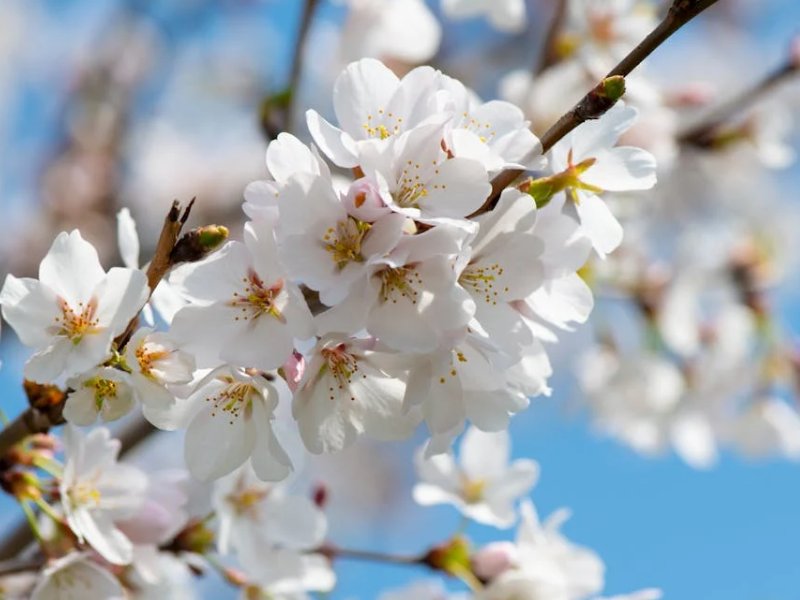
1,0,800,599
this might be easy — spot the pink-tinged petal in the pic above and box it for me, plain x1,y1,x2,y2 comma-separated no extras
184,404,256,481
116,208,140,269
0,275,59,347
92,268,149,332
583,146,657,192
574,193,623,258
306,110,359,168
460,427,510,481
38,230,105,307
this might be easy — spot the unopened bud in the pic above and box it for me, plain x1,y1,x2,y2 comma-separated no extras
29,434,59,454
312,482,329,509
223,567,249,587
168,519,215,555
471,542,518,581
171,225,229,265
598,76,626,102
282,351,306,394
789,35,800,70
425,536,472,578
343,178,391,222
2,471,42,502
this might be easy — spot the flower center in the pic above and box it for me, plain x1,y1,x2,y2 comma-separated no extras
70,481,102,509
460,263,510,305
230,272,286,323
377,266,422,305
461,111,496,143
319,345,362,401
461,477,487,504
323,218,370,270
206,378,256,425
395,160,434,209
53,297,100,344
135,342,170,380
361,108,403,140
228,486,269,519
81,377,118,411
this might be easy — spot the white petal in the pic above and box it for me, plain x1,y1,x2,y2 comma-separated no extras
116,208,140,269
38,230,105,307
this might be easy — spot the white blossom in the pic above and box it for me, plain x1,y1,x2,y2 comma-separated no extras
0,230,149,382
413,426,539,528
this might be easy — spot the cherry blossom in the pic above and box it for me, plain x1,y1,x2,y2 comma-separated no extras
292,334,418,454
545,102,657,257
60,426,148,566
0,230,149,382
170,221,313,372
30,553,125,600
413,426,539,528
171,365,293,482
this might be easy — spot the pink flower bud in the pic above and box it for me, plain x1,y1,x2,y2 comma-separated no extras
790,35,800,70
283,350,306,393
343,178,391,222
471,541,518,581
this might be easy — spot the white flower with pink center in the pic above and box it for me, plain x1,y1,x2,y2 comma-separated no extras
0,230,149,382
170,221,313,372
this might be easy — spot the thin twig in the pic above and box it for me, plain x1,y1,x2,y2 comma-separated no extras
678,61,797,145
113,199,194,349
536,0,569,75
321,545,427,567
285,0,320,132
0,555,44,577
480,0,725,213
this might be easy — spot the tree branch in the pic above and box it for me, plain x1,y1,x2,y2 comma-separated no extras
678,61,797,145
481,0,726,212
285,0,321,133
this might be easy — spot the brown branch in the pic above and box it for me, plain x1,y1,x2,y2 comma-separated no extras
285,0,321,132
319,544,427,567
113,199,194,350
536,0,569,75
0,555,44,577
678,61,797,145
480,0,726,213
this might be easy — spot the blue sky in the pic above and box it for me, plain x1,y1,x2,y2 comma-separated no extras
1,1,800,599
